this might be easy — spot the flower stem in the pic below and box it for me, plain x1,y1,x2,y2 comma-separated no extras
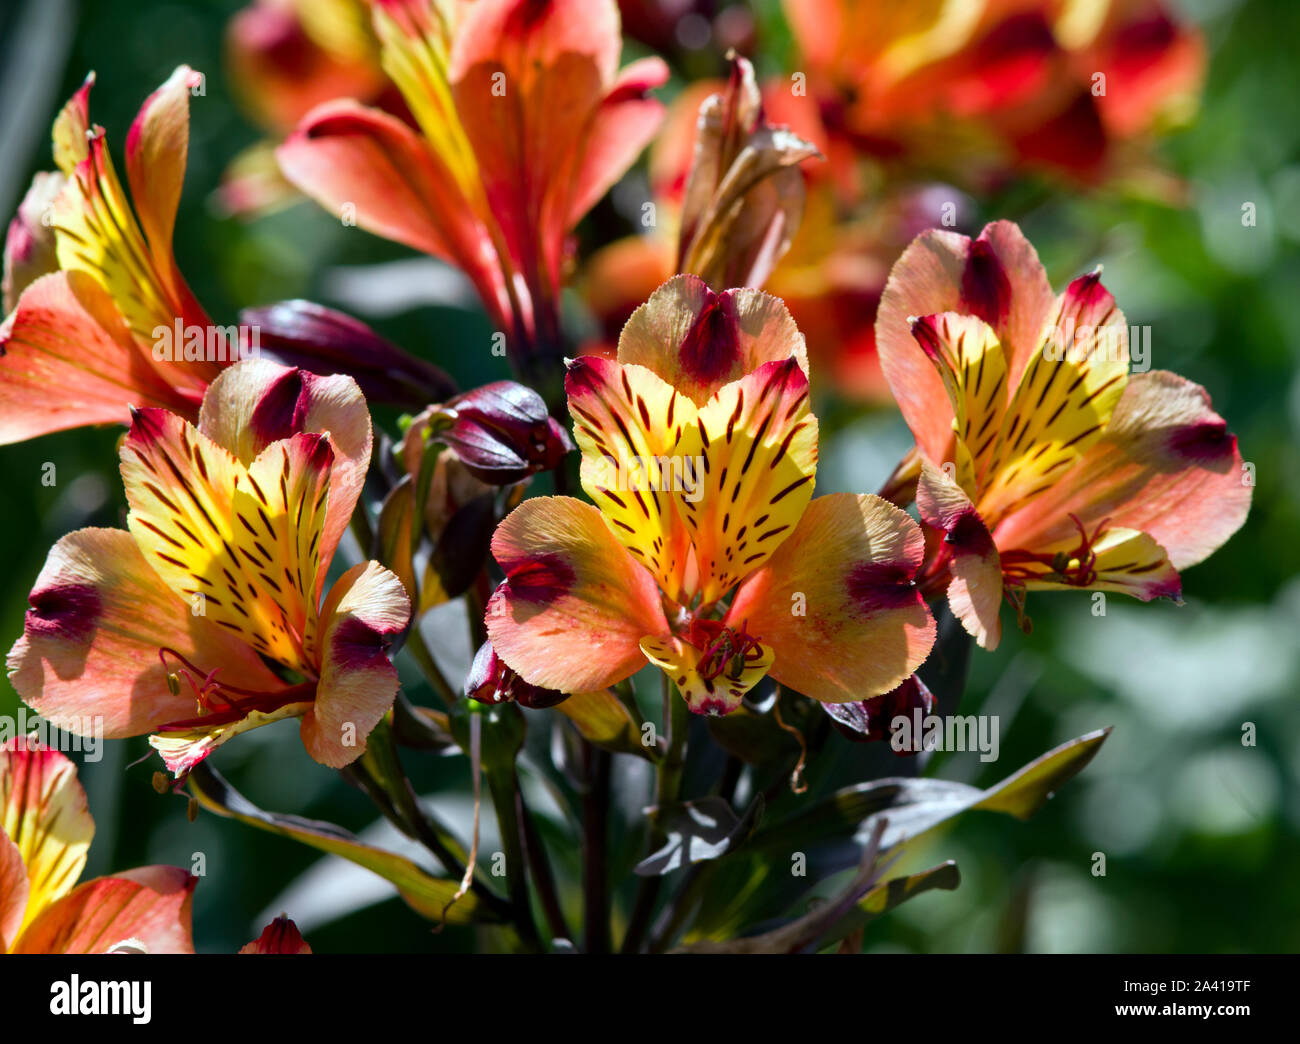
580,740,612,953
485,763,544,953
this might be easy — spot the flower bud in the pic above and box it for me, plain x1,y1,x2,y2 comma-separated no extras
823,674,935,753
465,640,568,709
435,381,574,485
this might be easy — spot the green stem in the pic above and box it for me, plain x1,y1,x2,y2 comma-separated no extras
581,741,612,954
485,765,544,953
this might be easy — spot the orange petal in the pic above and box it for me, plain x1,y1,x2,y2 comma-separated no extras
617,275,810,407
125,66,201,301
0,272,195,444
302,561,410,768
7,528,282,738
726,493,935,703
11,866,195,954
277,100,510,327
486,496,669,693
0,741,95,939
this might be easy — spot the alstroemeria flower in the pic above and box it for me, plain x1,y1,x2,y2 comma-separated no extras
486,276,935,715
0,67,227,444
278,0,668,360
7,359,411,777
781,0,1204,186
875,220,1251,649
0,739,195,954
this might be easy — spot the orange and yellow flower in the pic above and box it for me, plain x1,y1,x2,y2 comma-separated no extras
278,0,668,361
486,276,935,715
780,0,1204,187
1,739,195,954
7,359,410,777
875,220,1251,648
0,67,227,443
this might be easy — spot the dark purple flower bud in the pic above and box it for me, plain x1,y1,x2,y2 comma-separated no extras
435,381,574,485
465,640,568,709
239,300,457,409
823,674,935,754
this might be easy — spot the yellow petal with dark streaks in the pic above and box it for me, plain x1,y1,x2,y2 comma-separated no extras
909,312,1009,495
978,272,1129,527
673,357,818,604
120,408,323,674
566,355,697,601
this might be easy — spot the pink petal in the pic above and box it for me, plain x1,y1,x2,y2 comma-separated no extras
302,562,410,768
726,493,935,703
7,528,282,738
485,496,670,693
916,461,1004,650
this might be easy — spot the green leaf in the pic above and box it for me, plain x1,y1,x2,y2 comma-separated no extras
675,859,960,953
634,795,765,876
188,762,492,925
752,727,1111,856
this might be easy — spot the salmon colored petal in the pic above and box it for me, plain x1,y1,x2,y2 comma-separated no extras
0,832,28,951
978,270,1129,526
916,460,1003,650
11,866,195,954
486,496,669,693
617,275,810,407
993,370,1250,573
0,272,194,444
198,359,373,593
674,358,819,603
239,914,312,954
3,171,64,314
566,354,696,601
0,741,94,938
125,66,200,295
302,561,410,768
876,221,1055,463
567,55,668,226
640,633,772,717
726,493,935,703
277,101,508,326
7,528,282,738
